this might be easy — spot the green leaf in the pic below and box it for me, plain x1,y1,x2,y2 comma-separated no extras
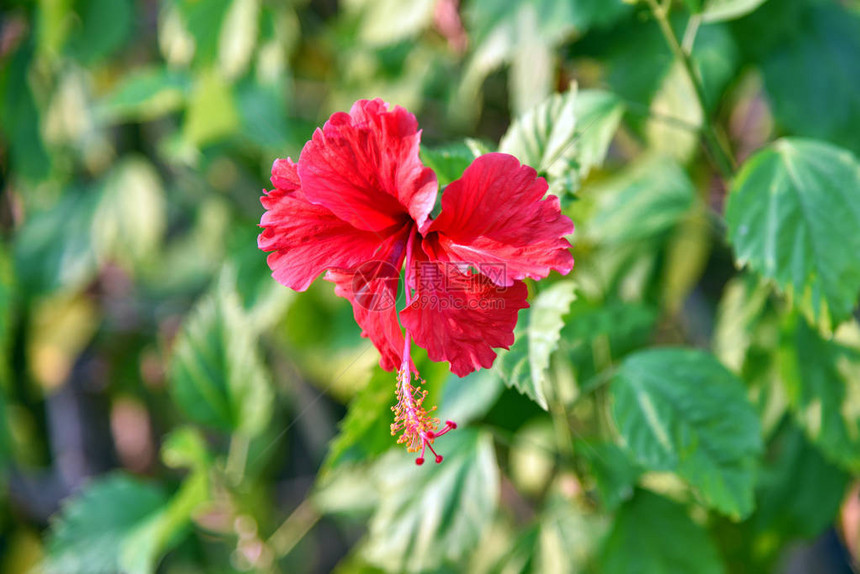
755,4,860,155
420,141,483,187
588,155,696,246
779,314,860,472
0,246,14,388
467,0,629,47
529,281,576,388
753,424,850,540
600,490,725,574
174,0,233,67
578,441,641,511
494,281,576,410
712,275,786,438
534,497,607,574
98,67,191,122
645,61,702,163
0,45,51,180
119,470,209,574
161,426,211,471
598,17,737,119
116,428,210,574
362,430,499,572
725,138,860,328
0,387,14,468
45,473,168,574
560,300,658,388
65,0,133,63
323,369,397,472
500,495,608,574
702,0,769,22
500,88,624,197
92,157,166,270
236,80,291,150
169,272,274,436
713,274,773,373
611,348,763,519
14,190,100,295
439,369,504,427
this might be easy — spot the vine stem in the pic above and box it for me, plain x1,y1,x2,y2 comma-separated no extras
225,434,250,485
267,498,320,559
644,0,737,179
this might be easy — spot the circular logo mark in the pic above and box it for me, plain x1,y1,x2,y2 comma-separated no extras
351,260,400,311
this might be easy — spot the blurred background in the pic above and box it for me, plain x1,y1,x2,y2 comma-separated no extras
1,0,859,572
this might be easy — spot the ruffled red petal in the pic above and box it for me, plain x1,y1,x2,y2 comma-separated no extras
325,227,412,371
400,251,529,377
258,158,391,291
423,153,574,286
298,99,438,232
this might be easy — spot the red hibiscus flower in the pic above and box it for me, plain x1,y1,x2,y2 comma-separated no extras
259,99,573,463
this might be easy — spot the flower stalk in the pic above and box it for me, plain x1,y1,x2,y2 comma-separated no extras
644,0,736,179
390,228,457,464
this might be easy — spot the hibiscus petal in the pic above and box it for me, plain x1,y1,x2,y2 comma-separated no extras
298,99,438,232
258,158,389,291
400,256,529,377
424,153,574,286
325,228,412,371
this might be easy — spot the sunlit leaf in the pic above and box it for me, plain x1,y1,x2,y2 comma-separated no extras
218,0,260,79
169,272,274,436
611,348,763,519
713,274,773,373
600,490,725,574
645,61,702,162
701,0,768,22
500,495,608,574
92,157,166,270
726,138,860,328
355,0,436,46
98,67,191,122
779,314,860,472
500,88,624,197
495,281,576,410
27,292,99,391
183,69,240,146
362,429,498,572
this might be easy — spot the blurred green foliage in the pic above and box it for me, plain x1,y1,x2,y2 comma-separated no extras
1,0,860,573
